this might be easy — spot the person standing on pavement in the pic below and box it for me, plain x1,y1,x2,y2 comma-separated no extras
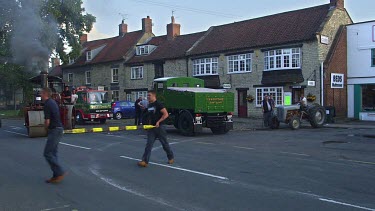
138,91,174,167
134,97,142,125
61,86,71,104
41,88,66,184
262,95,273,127
268,95,276,109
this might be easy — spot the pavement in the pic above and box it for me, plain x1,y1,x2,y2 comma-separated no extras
0,119,375,211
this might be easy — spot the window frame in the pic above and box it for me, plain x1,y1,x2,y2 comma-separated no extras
227,53,252,74
86,51,92,61
193,57,219,76
136,45,150,56
264,48,301,71
131,66,144,80
255,87,284,107
371,49,375,67
111,68,119,83
68,73,74,83
112,90,120,102
85,71,91,85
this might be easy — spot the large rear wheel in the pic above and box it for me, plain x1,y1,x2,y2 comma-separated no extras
309,106,326,128
178,112,195,136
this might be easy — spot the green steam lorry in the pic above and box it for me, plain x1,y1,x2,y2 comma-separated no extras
153,77,234,136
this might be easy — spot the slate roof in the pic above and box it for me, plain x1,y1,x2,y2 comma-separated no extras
67,31,144,68
188,4,331,56
127,32,206,64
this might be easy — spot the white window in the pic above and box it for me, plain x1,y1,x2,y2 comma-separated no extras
68,73,73,83
112,91,119,102
85,71,91,84
131,66,144,79
193,57,219,76
136,46,150,56
256,87,283,107
133,91,148,101
264,48,301,71
86,51,92,61
126,94,132,102
112,68,119,83
228,53,252,73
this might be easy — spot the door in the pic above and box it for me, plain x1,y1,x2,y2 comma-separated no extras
292,89,304,104
238,90,248,118
154,63,164,79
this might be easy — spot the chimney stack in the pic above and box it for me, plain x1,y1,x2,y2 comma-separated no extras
142,16,153,33
330,0,344,9
80,34,88,44
51,58,60,68
119,20,128,36
167,16,181,40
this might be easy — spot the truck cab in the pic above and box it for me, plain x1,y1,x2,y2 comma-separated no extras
153,77,234,135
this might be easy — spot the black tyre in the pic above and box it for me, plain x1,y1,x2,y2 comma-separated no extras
289,116,301,130
270,116,280,129
100,119,107,124
309,106,326,128
210,125,229,135
76,112,85,125
115,112,123,120
178,112,195,136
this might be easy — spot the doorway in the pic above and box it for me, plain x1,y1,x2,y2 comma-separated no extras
292,89,304,104
237,90,248,118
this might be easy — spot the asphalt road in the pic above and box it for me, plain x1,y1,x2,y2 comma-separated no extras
0,119,374,211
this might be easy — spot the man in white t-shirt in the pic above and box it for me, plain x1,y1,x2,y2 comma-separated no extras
71,89,78,104
300,94,307,106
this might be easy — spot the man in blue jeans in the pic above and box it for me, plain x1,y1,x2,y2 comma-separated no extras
138,91,174,167
41,88,66,183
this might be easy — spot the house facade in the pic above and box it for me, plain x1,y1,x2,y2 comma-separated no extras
347,20,375,121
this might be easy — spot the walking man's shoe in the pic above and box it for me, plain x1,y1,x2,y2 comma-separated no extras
168,159,174,165
138,161,148,167
45,172,67,184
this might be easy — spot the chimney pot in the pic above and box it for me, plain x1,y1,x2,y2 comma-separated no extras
330,0,344,9
142,16,153,33
80,34,88,44
167,16,181,40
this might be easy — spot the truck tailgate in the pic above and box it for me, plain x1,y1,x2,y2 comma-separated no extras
195,92,234,113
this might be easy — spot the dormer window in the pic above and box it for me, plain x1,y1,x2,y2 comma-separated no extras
136,45,156,56
86,51,92,61
69,57,75,64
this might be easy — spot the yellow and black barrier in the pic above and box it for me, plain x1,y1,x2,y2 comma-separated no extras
64,125,156,134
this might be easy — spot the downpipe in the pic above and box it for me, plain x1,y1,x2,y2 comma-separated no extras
321,62,324,106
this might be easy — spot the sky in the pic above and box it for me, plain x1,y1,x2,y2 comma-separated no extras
82,0,375,41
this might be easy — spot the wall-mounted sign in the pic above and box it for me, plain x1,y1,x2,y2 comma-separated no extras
98,86,105,91
308,81,316,87
284,92,292,106
223,83,232,89
320,35,329,45
331,73,344,89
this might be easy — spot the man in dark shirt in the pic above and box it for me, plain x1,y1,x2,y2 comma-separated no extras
134,97,142,125
262,95,273,128
138,91,174,167
41,88,66,183
61,86,71,104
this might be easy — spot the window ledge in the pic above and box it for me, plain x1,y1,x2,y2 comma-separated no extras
193,74,219,77
131,78,144,80
228,71,252,75
264,68,301,71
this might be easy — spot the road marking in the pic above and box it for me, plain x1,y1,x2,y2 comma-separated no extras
280,151,310,157
4,130,28,137
196,141,215,145
40,205,70,211
319,198,375,211
120,155,228,180
90,168,184,211
341,159,375,166
60,142,91,150
233,146,255,150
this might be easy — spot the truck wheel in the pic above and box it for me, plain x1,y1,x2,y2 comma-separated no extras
76,112,85,125
100,119,107,124
270,116,280,129
309,106,326,128
115,112,123,120
289,116,300,130
178,112,194,136
210,126,229,135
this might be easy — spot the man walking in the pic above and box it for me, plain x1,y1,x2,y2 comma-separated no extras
41,88,66,183
262,95,273,128
134,97,142,125
138,91,174,167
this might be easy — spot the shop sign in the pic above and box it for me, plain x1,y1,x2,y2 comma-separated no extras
331,73,344,89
